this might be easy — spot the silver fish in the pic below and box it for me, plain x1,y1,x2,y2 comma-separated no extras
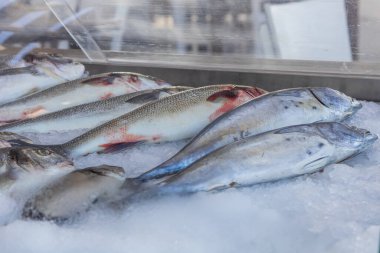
0,87,189,136
58,85,266,157
139,87,362,181
22,165,125,221
0,57,85,105
0,147,73,190
158,123,377,193
0,72,171,124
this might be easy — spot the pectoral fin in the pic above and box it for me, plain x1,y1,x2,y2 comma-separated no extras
302,156,330,172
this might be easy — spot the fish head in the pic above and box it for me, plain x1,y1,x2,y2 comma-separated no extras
4,147,73,176
309,87,362,119
315,122,377,161
31,53,85,80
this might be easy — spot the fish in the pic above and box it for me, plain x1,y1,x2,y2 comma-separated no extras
0,146,73,190
0,87,189,136
138,87,363,181
59,85,266,157
14,85,265,158
22,165,125,221
157,123,377,193
0,56,85,105
0,52,77,70
0,72,171,124
0,131,33,148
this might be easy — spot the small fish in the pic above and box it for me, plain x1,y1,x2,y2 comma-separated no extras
0,131,33,148
59,85,266,157
0,147,73,190
22,165,125,221
0,87,189,136
0,56,85,105
0,52,76,70
157,123,377,193
139,87,362,181
0,72,171,124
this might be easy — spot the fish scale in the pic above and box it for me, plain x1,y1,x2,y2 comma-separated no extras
61,85,266,157
0,72,171,123
0,87,189,135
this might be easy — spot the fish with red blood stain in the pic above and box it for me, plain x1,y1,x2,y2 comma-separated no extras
0,87,188,138
0,72,172,124
26,85,265,158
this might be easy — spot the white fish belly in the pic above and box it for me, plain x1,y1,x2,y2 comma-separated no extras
0,74,60,104
128,103,222,141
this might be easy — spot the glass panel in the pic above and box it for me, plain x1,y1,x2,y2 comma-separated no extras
1,0,380,76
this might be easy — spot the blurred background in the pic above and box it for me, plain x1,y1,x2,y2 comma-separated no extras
1,0,380,99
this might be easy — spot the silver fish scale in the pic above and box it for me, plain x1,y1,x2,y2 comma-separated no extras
0,87,187,131
63,85,237,150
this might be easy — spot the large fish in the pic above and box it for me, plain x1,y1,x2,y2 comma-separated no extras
22,165,125,221
18,85,265,158
0,146,73,191
0,72,171,124
0,87,189,135
157,123,377,193
0,56,85,105
59,85,265,157
138,87,362,181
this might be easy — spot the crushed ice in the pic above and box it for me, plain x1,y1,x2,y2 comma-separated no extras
0,101,379,253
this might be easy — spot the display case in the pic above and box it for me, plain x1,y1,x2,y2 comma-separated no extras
1,1,380,253
1,0,380,100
